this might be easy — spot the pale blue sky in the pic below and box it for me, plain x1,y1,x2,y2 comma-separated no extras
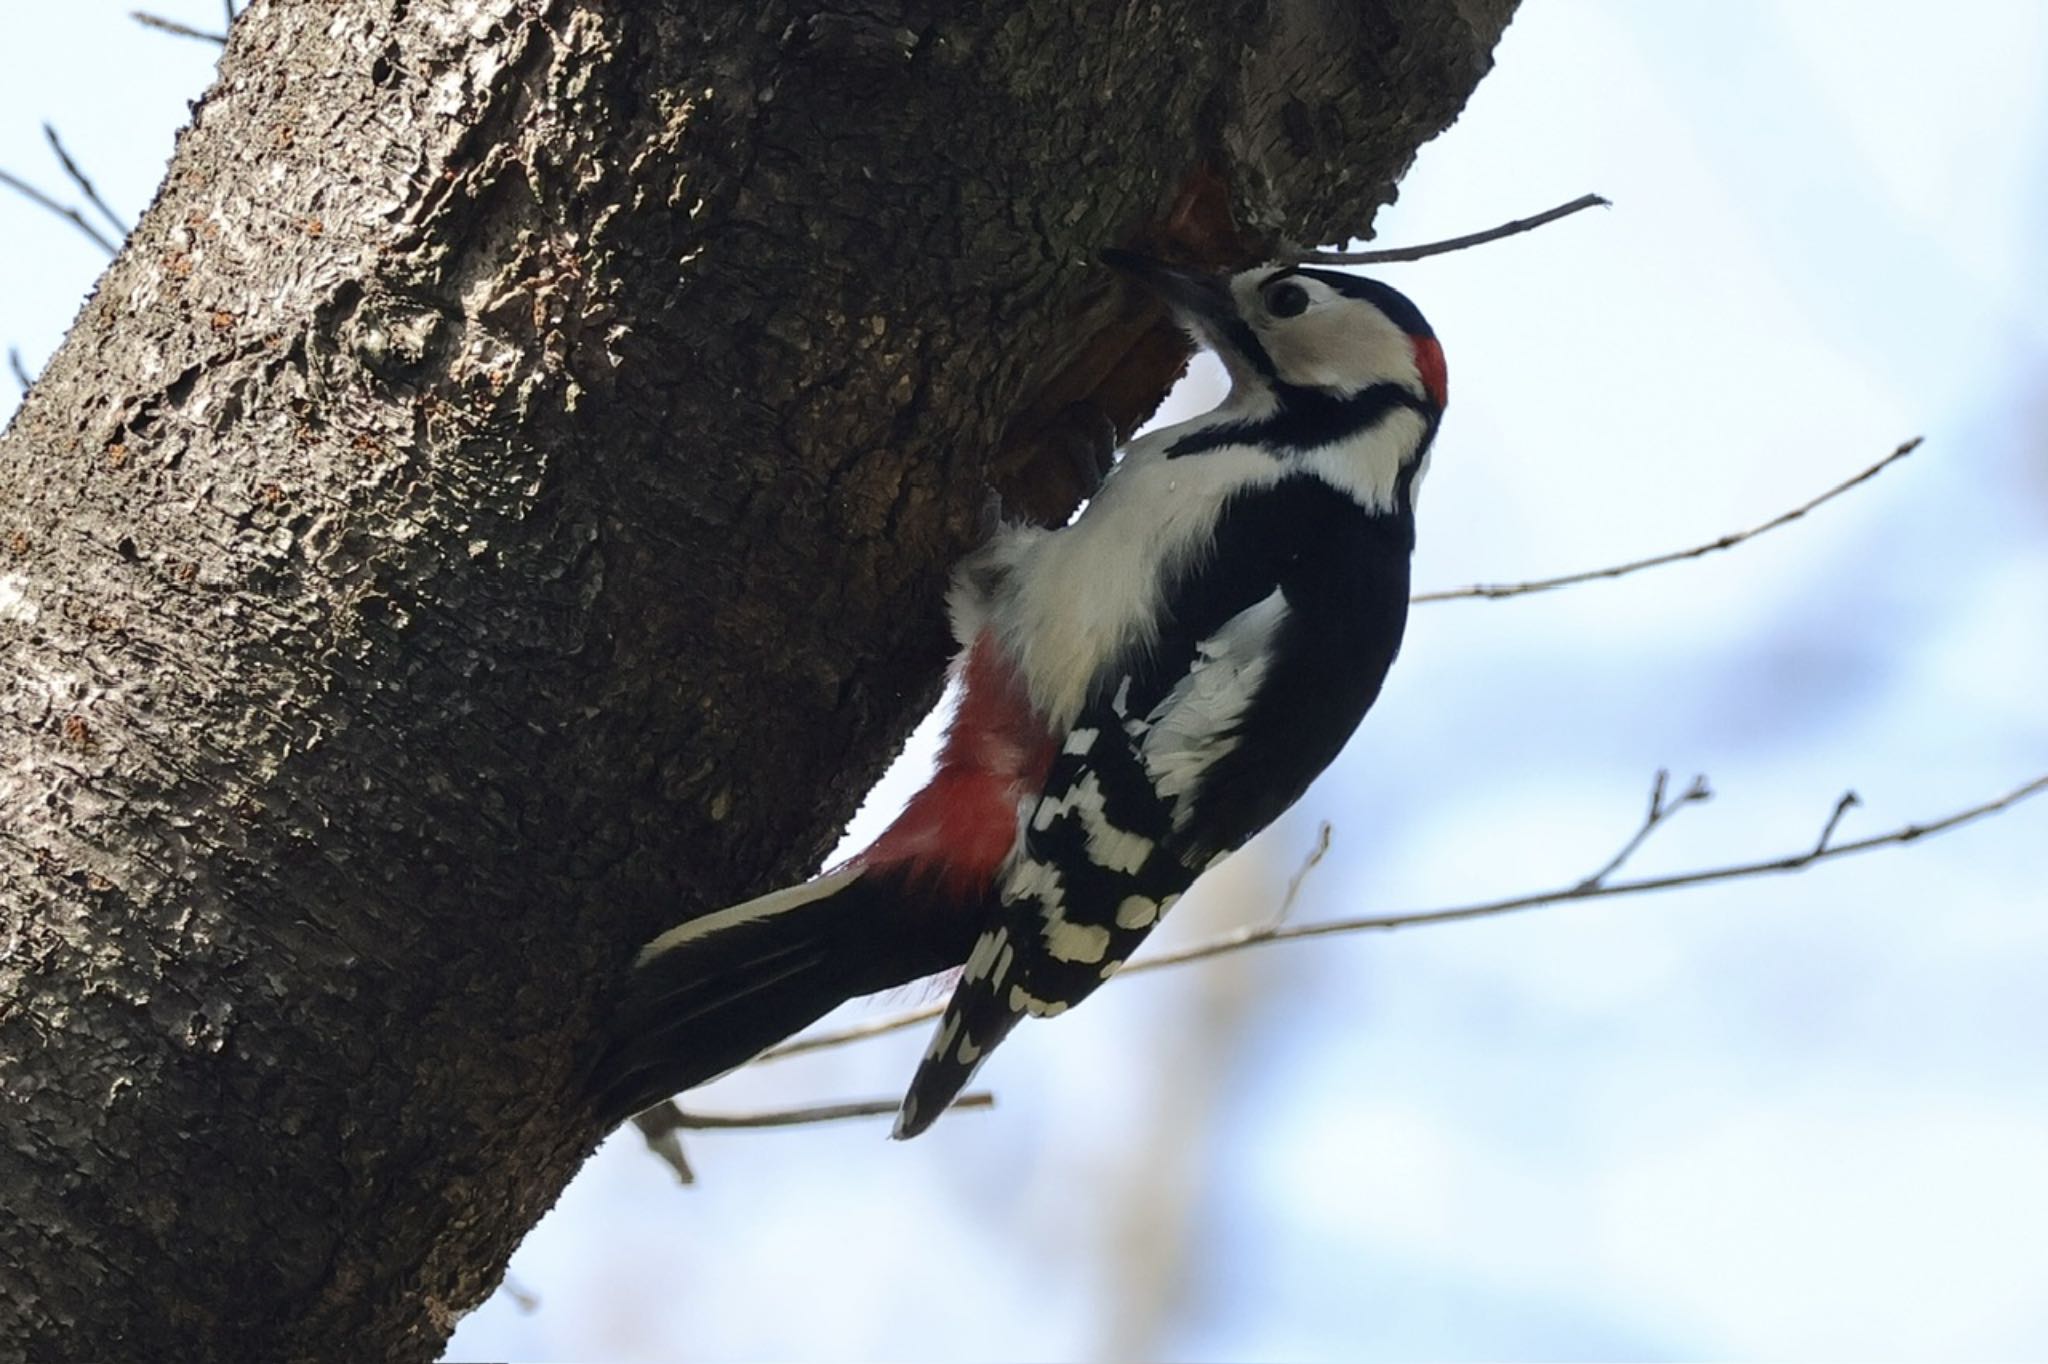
7,4,2046,1360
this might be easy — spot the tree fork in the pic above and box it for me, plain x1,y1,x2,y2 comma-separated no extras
0,1,1512,1356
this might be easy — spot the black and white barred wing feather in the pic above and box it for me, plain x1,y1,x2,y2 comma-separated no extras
895,565,1295,1136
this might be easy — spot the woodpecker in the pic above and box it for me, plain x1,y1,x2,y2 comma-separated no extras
595,251,1446,1137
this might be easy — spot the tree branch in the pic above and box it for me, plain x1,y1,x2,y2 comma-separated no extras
629,1104,697,1186
1299,192,1610,265
0,168,120,256
41,125,128,241
1576,769,1712,889
1413,437,1923,604
760,772,2048,1060
129,11,228,45
1273,819,1333,924
1812,790,1860,856
628,1090,996,1182
666,1092,995,1130
7,348,30,394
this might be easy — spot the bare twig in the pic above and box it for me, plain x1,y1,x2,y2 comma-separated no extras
1577,769,1712,890
1273,820,1333,924
1299,193,1610,266
225,0,239,31
761,773,2048,1060
0,169,120,256
1131,773,2048,959
630,1103,696,1185
1415,438,1923,604
669,1091,993,1130
761,999,940,1061
501,1273,540,1314
42,125,128,240
7,348,30,394
1814,790,1860,855
130,11,228,45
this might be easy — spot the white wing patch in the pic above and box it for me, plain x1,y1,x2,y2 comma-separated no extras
1028,769,1153,874
1043,918,1113,965
1139,588,1289,829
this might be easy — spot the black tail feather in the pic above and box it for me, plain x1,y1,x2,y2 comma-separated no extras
892,973,1025,1140
591,868,979,1129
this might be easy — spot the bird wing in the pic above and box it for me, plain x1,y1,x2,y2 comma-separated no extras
894,473,1414,1137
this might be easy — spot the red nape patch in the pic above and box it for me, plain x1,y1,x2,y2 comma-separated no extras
859,634,1056,901
1411,335,1448,410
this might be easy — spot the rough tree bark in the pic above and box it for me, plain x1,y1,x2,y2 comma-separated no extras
0,1,1513,1357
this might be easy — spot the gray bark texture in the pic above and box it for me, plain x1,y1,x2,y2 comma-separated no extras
0,0,1513,1357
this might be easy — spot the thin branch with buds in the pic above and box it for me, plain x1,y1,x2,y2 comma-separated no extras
1272,820,1333,925
1414,438,1923,604
1299,192,1610,266
760,772,2048,1061
1813,791,1861,856
1576,769,1713,889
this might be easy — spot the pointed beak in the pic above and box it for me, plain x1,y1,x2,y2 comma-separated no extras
1099,248,1234,330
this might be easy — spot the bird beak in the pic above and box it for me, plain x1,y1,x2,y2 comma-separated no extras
1099,248,1234,331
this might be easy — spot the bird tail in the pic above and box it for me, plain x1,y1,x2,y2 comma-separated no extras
891,923,1035,1139
593,865,976,1129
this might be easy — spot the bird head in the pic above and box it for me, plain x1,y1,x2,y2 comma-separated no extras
1101,251,1447,416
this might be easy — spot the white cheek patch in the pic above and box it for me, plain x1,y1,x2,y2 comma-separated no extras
1263,305,1413,395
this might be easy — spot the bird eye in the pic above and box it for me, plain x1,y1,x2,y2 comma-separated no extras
1265,281,1309,318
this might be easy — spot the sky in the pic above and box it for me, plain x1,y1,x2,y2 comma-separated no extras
6,3,2046,1360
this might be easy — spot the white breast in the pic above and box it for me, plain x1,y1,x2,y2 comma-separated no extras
974,421,1284,727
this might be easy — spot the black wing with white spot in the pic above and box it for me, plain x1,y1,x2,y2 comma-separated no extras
894,475,1415,1136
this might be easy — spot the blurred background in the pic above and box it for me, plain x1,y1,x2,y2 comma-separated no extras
7,2,2045,1359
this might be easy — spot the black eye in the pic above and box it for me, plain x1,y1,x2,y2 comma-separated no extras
1265,281,1309,318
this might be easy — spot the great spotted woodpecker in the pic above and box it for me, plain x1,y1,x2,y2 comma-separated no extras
596,251,1446,1137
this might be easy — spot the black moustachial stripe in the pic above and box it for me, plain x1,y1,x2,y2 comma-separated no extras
1165,381,1432,460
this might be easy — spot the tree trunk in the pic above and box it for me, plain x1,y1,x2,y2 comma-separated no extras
0,1,1512,1357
